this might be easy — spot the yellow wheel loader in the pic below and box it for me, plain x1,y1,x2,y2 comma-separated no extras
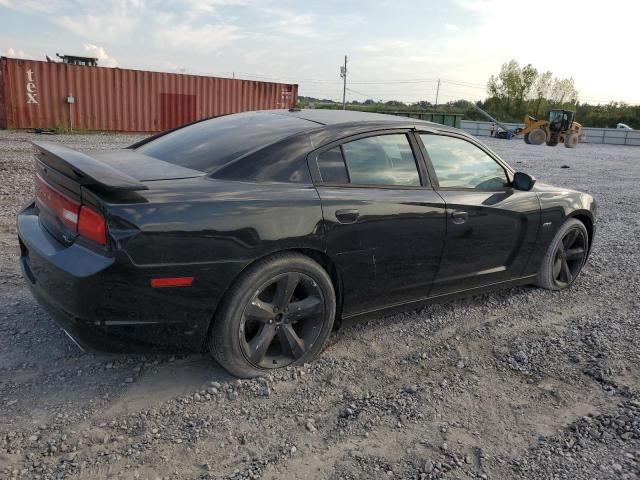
516,110,584,148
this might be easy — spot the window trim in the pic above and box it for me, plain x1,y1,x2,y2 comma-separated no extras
308,128,432,189
414,131,515,191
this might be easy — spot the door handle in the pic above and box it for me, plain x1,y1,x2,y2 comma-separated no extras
451,211,468,224
335,209,360,224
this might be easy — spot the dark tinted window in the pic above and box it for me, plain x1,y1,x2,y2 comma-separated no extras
341,134,420,186
136,112,312,173
214,136,313,183
420,134,507,189
317,147,349,183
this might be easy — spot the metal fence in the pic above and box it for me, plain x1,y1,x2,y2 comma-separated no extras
382,111,463,128
461,120,640,146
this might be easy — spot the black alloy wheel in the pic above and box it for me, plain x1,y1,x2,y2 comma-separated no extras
551,227,588,288
239,272,325,369
209,252,336,378
536,218,589,290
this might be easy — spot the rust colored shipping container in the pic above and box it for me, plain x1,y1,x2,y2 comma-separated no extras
0,57,298,132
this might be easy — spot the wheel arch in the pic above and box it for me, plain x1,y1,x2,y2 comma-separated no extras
201,247,344,351
568,210,594,257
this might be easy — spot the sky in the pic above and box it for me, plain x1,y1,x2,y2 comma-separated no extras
1,0,639,105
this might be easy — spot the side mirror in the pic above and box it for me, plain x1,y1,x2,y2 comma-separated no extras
513,172,536,191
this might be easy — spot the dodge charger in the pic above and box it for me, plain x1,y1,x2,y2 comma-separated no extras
17,110,596,377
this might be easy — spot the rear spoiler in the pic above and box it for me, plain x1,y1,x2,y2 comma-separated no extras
32,141,149,192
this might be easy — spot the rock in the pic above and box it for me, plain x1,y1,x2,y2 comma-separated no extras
194,393,201,402
207,387,218,395
290,446,297,454
404,384,418,394
339,407,354,418
305,422,317,433
423,460,434,473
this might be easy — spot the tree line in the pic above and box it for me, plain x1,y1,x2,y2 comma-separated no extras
297,60,639,129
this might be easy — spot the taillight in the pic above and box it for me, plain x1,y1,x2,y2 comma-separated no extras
78,205,107,245
35,174,108,246
35,174,80,231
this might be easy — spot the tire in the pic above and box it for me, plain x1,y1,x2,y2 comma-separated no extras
528,128,546,145
523,133,531,144
536,218,589,290
208,252,336,378
565,132,579,148
546,139,558,147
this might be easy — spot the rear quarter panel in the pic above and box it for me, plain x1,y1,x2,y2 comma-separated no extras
103,177,324,338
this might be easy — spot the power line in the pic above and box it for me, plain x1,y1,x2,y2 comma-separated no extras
345,87,384,102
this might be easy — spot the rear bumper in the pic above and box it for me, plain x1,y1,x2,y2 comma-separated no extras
17,202,215,353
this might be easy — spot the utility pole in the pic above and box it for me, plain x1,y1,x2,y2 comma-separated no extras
340,55,347,110
434,78,440,110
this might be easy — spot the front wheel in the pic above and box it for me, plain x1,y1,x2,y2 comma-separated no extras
565,133,579,148
536,219,589,290
208,253,336,378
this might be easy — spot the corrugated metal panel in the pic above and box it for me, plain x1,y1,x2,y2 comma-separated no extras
0,57,298,132
0,60,6,128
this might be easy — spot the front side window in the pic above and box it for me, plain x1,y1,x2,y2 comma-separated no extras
420,134,508,190
341,134,420,186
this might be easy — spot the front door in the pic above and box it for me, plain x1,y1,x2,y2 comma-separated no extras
417,132,540,295
311,132,447,316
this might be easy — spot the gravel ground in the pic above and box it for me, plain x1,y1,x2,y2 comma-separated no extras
0,129,639,480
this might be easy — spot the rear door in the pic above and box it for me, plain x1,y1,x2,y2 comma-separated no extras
416,132,541,295
309,130,447,316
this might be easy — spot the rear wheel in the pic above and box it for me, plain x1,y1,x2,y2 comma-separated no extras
523,133,531,144
528,128,546,145
536,218,589,290
208,252,336,378
565,132,579,148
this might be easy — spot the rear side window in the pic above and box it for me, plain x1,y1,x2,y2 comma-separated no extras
341,134,420,186
136,112,312,173
317,147,349,183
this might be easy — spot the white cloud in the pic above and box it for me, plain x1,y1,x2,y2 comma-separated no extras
172,0,254,13
83,43,119,67
0,0,63,11
358,40,411,54
444,23,459,31
1,47,34,59
56,13,138,42
155,23,243,50
261,7,319,39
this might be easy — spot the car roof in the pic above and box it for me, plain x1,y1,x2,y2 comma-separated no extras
262,108,458,132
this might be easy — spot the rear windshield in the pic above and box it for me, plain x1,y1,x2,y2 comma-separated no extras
136,112,313,172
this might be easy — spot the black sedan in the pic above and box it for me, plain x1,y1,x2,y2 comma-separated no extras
17,110,596,378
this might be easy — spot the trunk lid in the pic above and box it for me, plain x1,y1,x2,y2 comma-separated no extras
31,141,205,247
